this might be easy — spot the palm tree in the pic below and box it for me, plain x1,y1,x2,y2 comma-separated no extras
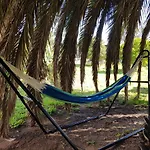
0,3,149,150
0,0,62,137
0,0,33,137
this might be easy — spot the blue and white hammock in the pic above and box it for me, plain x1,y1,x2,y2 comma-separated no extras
0,54,143,104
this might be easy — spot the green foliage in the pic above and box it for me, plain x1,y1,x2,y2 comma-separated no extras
87,39,106,62
42,95,64,113
87,140,96,145
120,38,150,66
132,38,150,66
10,101,26,128
45,44,54,84
10,95,64,128
73,89,95,96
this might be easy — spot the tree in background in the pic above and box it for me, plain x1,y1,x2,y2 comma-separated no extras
87,39,106,63
121,38,150,98
131,38,150,66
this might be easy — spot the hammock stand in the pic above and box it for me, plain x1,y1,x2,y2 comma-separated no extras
0,50,149,150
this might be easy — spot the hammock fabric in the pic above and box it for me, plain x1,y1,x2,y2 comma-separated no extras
0,52,143,104
42,75,130,104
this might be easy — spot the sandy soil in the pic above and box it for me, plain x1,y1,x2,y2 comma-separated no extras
0,104,148,150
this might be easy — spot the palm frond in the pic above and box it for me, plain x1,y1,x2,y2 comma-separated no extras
122,0,143,74
137,18,150,97
0,0,34,137
122,0,143,101
53,1,68,87
27,0,61,80
53,16,65,86
0,0,11,25
59,0,88,92
92,6,106,92
80,0,103,90
106,0,126,87
0,0,23,43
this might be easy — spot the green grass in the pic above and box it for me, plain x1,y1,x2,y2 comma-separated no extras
10,100,26,128
10,95,65,128
9,65,149,128
42,95,64,114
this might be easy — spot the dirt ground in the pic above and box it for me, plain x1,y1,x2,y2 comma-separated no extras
0,104,148,150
